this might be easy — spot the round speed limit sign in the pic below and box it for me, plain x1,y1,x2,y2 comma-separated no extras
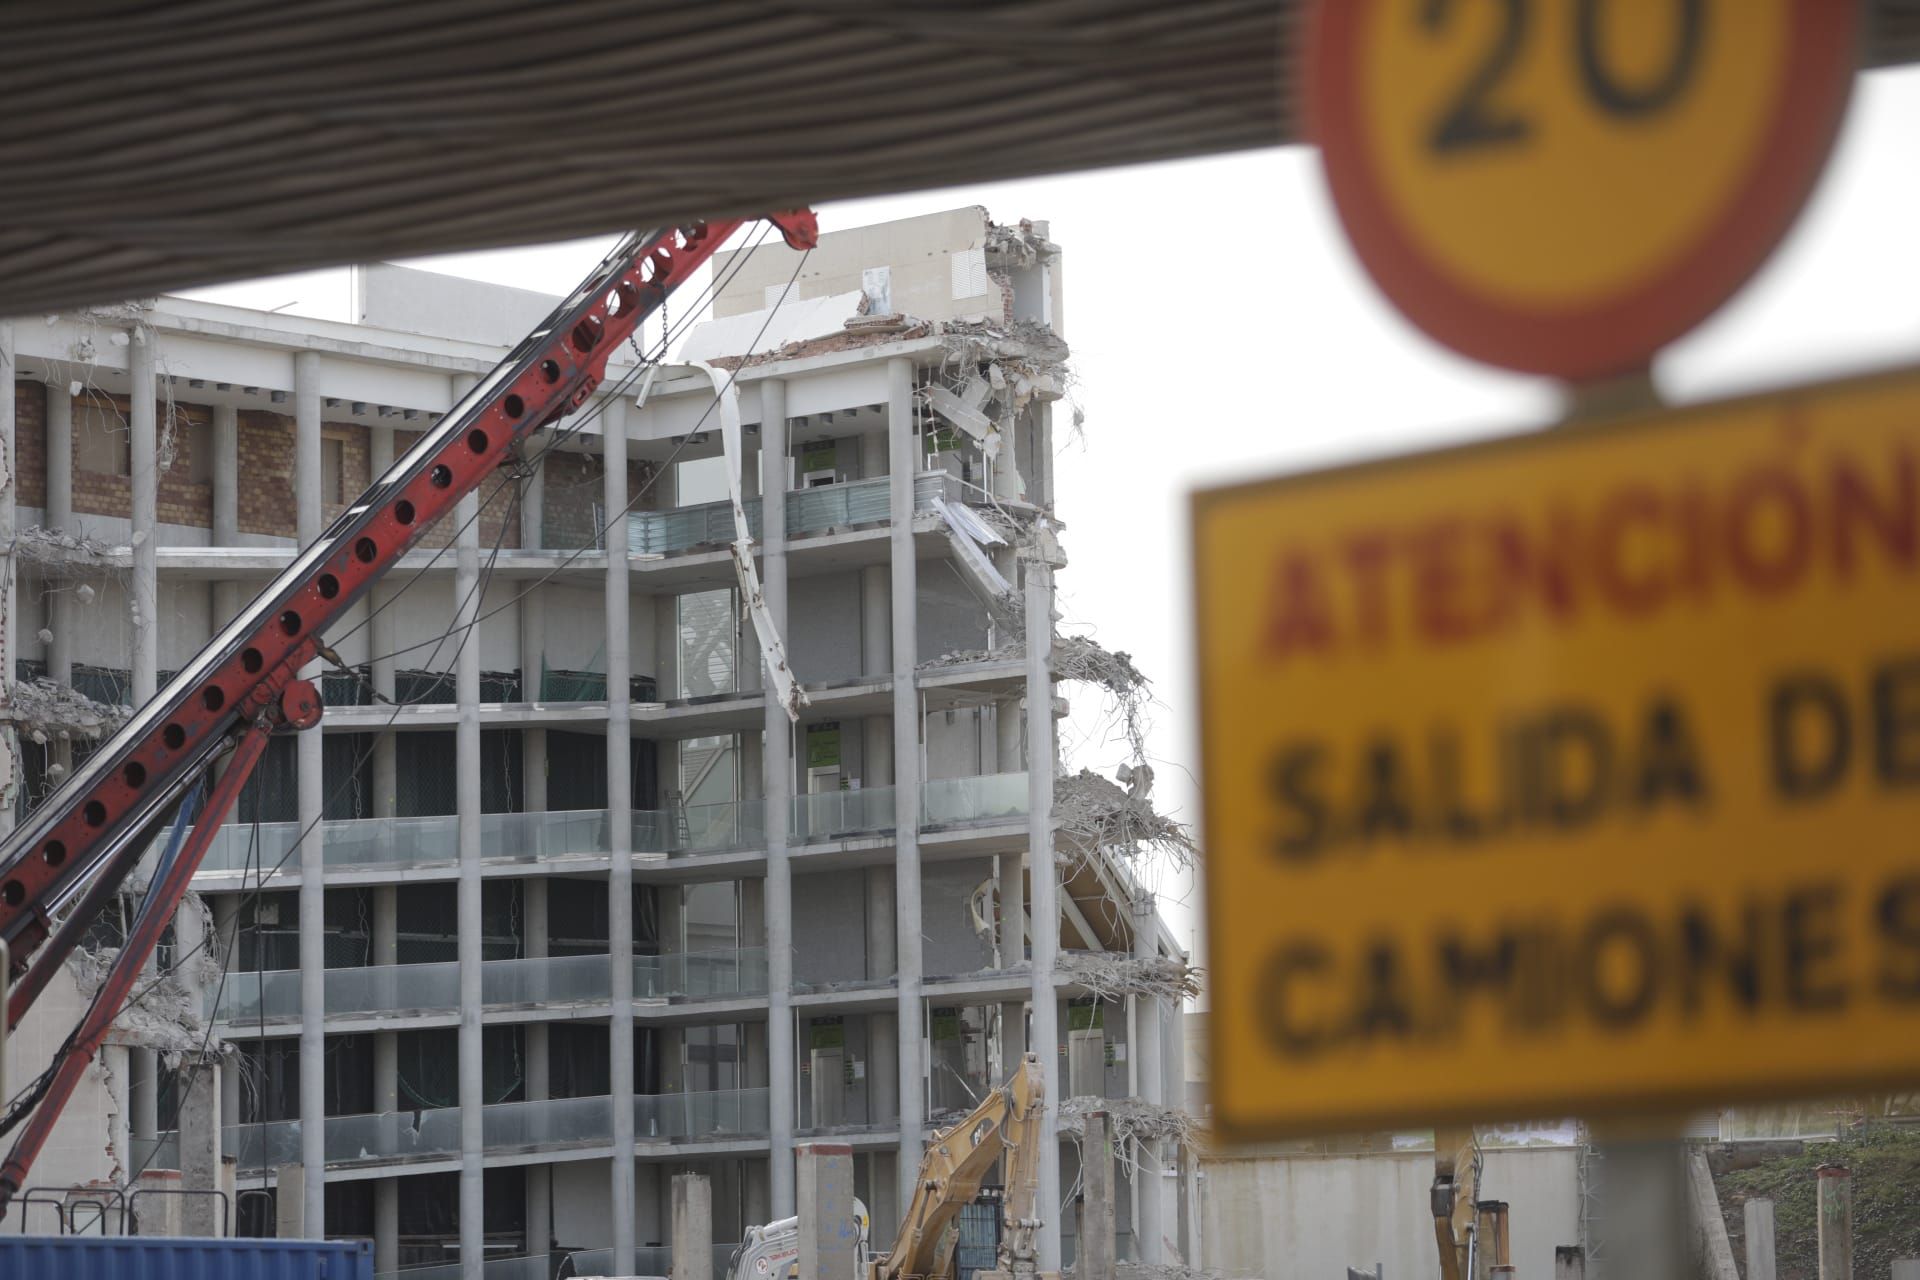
1309,1,1860,380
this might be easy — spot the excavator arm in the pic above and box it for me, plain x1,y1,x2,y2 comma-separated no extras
870,1052,1053,1280
0,208,819,1215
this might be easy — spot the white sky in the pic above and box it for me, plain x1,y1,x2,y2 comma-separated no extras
182,66,1920,978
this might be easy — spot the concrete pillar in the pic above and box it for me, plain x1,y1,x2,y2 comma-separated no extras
991,411,1020,503
1131,895,1164,1265
521,431,546,551
797,1143,858,1280
860,566,889,680
1745,1198,1777,1280
865,866,898,1128
762,379,796,1216
44,381,73,685
999,1002,1026,1085
886,358,925,1211
1892,1262,1920,1280
1590,1138,1686,1280
1553,1246,1586,1280
275,1163,305,1239
366,425,397,818
996,698,1025,974
178,1053,222,1235
454,384,485,1280
524,873,551,1263
1818,1165,1852,1280
213,896,242,1137
126,328,154,705
375,1181,399,1275
859,429,887,481
604,396,637,1265
373,884,399,1106
292,348,327,1238
1081,1112,1115,1280
672,1172,714,1280
1024,555,1062,1270
211,403,242,681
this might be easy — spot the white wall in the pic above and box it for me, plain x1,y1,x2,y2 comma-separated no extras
1200,1147,1582,1280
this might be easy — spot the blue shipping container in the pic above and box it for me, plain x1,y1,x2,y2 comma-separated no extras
0,1234,371,1280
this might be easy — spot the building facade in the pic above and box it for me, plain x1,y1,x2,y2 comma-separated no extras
0,210,1198,1277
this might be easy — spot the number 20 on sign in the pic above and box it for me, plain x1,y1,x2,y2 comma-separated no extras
1309,0,1859,380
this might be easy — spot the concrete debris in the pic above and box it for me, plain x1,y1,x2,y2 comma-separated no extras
1055,768,1199,871
14,525,131,571
917,645,1016,670
1110,1264,1227,1280
1058,952,1203,1004
3,678,124,737
984,218,1058,271
1059,1094,1204,1160
70,941,218,1053
1054,636,1151,770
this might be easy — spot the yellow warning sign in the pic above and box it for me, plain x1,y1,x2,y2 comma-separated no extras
1195,368,1920,1140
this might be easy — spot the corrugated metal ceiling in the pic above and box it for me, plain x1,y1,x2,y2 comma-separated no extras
0,0,1915,315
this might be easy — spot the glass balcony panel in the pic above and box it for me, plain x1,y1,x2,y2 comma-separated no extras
481,954,612,1008
218,955,615,1023
653,949,768,998
480,809,612,861
633,1087,769,1140
628,498,761,555
921,772,1029,826
627,472,950,556
482,1095,617,1150
664,801,762,854
791,786,894,842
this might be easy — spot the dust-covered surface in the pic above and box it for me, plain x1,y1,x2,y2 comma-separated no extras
1713,1125,1920,1279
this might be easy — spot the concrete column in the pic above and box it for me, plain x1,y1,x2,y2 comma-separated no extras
1131,895,1164,1266
761,379,796,1216
454,408,485,1276
864,866,895,982
673,1172,714,1280
524,873,551,1262
130,329,158,703
797,1143,858,1280
213,895,243,1137
212,405,240,544
374,863,401,1280
886,358,925,1210
1590,1138,1686,1280
365,426,397,820
1818,1165,1852,1280
1745,1199,1777,1280
179,1053,222,1235
44,382,72,684
1024,555,1062,1270
859,429,887,481
370,881,402,1263
211,403,242,673
603,396,637,1265
991,412,1020,503
1081,1111,1115,1280
1553,1246,1586,1280
292,348,327,1237
999,1002,1026,1084
521,431,546,551
375,1181,399,1275
1892,1262,1920,1280
275,1163,305,1239
997,697,1026,963
865,865,898,1129
860,566,889,681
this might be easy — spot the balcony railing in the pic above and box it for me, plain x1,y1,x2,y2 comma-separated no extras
791,786,896,843
190,772,1023,881
215,949,768,1023
224,1088,771,1167
627,472,953,556
922,771,1028,826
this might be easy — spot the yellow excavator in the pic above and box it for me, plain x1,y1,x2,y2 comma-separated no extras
1431,1126,1511,1280
729,1053,1058,1280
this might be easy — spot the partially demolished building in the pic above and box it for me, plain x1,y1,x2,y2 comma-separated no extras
0,209,1198,1274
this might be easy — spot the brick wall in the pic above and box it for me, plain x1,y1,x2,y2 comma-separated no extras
542,449,651,550
58,392,215,527
14,381,45,511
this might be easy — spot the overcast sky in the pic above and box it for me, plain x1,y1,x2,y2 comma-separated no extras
183,66,1920,976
